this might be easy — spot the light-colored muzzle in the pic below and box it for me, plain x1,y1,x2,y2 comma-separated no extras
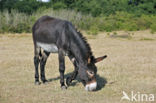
85,81,97,91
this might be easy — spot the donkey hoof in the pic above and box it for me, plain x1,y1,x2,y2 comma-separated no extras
35,81,41,85
61,85,67,90
43,80,48,84
66,77,72,86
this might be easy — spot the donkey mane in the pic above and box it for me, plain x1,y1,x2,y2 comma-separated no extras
74,28,94,60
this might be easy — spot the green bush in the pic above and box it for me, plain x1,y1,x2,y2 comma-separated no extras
52,2,67,10
150,24,156,33
15,23,31,33
88,25,99,35
122,22,139,31
0,10,32,33
0,9,156,34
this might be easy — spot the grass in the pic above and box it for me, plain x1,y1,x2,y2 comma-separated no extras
0,31,156,103
1,9,156,34
140,38,155,41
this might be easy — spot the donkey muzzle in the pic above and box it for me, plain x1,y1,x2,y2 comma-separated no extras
85,81,97,91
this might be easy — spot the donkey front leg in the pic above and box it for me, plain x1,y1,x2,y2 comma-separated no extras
58,50,67,90
40,50,50,84
66,55,78,86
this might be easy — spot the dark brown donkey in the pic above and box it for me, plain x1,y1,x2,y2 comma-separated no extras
32,16,107,91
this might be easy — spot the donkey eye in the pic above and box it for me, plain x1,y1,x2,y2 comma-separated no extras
86,70,94,76
87,71,94,75
89,71,94,74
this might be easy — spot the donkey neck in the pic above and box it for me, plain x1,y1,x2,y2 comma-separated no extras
69,30,93,64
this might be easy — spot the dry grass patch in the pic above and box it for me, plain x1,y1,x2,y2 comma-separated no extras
0,31,156,103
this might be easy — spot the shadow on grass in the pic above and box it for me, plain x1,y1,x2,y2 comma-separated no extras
96,74,107,91
47,73,107,91
47,72,79,87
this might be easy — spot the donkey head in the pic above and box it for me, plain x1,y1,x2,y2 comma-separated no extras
78,55,107,91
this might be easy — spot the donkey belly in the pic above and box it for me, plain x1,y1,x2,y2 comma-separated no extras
37,42,58,53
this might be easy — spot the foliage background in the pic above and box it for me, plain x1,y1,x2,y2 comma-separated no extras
0,0,156,34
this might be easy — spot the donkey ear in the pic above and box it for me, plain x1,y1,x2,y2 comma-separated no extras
94,55,107,63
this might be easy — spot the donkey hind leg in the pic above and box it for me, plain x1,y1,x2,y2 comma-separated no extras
66,54,78,86
34,47,41,85
40,50,50,84
58,49,67,90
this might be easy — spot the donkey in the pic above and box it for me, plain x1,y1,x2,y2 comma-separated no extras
32,16,107,91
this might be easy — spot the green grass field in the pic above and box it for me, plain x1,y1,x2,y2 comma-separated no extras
0,31,156,103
